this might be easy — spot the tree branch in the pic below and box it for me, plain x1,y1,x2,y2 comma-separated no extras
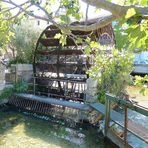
0,0,116,33
68,15,116,31
85,3,89,25
1,0,49,21
1,0,148,33
1,0,30,13
82,0,148,18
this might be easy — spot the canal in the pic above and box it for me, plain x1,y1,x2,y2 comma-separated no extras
0,106,116,148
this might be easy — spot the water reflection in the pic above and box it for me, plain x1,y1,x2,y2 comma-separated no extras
0,107,115,148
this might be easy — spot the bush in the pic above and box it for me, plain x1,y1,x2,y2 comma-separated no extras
0,81,28,100
8,56,27,66
88,49,134,102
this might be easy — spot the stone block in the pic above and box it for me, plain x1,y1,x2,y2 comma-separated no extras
85,78,98,103
11,64,33,82
0,64,5,84
5,73,16,83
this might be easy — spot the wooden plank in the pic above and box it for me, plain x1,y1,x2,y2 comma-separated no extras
34,76,87,83
37,49,83,55
39,38,82,47
128,120,148,143
15,93,91,111
45,29,61,38
36,63,90,67
90,103,148,143
45,29,92,38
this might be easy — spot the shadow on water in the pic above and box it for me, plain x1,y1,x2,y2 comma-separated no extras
0,106,117,148
0,106,21,134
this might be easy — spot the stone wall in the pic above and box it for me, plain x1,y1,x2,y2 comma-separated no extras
0,63,5,84
11,64,33,82
5,64,33,83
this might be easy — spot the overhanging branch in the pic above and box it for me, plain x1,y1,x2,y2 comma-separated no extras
68,15,116,31
1,0,49,21
1,0,148,33
82,0,148,18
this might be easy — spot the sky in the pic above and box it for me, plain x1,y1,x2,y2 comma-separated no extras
7,0,111,20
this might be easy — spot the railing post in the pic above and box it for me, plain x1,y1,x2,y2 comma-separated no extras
124,105,128,145
105,96,110,136
33,76,36,95
11,65,17,85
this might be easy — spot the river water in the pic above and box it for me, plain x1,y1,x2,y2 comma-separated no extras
0,106,116,148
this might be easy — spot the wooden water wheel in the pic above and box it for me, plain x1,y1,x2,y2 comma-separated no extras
33,20,115,102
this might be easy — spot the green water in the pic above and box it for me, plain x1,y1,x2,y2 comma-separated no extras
0,107,116,148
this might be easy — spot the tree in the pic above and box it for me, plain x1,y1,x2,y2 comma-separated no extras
0,12,13,56
9,19,41,63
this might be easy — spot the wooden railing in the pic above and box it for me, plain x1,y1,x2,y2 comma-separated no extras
105,94,148,147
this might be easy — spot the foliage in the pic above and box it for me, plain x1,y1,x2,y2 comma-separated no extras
9,19,41,63
60,0,82,23
8,56,27,66
54,33,67,46
88,49,134,102
113,0,148,51
112,0,148,96
0,87,14,101
114,19,148,51
134,75,148,95
0,12,14,51
0,81,28,100
13,80,28,93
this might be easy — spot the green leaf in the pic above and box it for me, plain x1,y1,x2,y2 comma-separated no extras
144,75,148,82
112,49,119,57
140,88,146,96
140,0,148,6
84,46,91,55
125,8,136,19
86,37,91,43
90,41,100,48
76,37,82,44
54,33,62,39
